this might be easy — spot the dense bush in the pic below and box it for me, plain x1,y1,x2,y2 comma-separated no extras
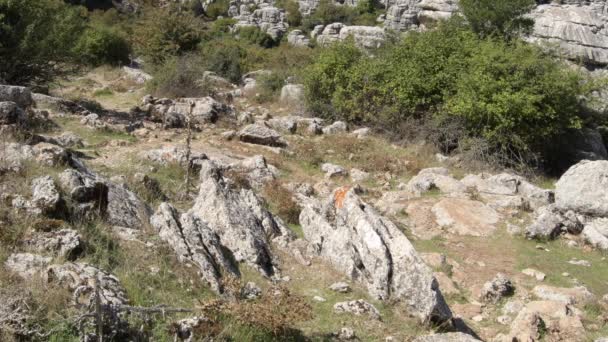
302,0,378,30
460,0,535,40
0,0,87,85
73,26,130,66
205,0,230,19
147,54,211,98
236,26,278,48
304,18,592,167
133,7,202,65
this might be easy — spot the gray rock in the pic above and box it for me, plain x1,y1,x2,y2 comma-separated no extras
241,281,262,299
229,155,278,189
189,160,294,277
329,282,351,293
279,84,305,106
317,23,386,49
172,316,211,342
23,229,82,259
583,218,608,250
480,273,514,304
267,116,298,134
322,121,348,135
46,262,128,306
336,327,356,340
333,300,381,320
287,30,311,47
106,183,152,229
321,163,347,179
0,85,33,108
0,101,26,125
31,176,61,215
150,202,239,293
238,124,287,147
412,332,481,342
299,187,452,323
555,160,608,217
350,168,370,182
5,253,52,279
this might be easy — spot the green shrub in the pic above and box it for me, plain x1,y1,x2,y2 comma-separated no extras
237,26,278,48
254,72,285,103
304,18,592,168
147,54,211,98
205,0,230,19
460,0,535,40
133,7,202,65
0,0,87,86
277,0,302,27
200,40,246,83
73,26,130,66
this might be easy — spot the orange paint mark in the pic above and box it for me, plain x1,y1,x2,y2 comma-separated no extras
334,187,350,209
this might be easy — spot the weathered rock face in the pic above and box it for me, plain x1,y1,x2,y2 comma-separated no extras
0,85,33,108
384,0,458,32
46,262,129,306
189,160,294,277
31,176,62,216
333,300,381,320
0,101,26,125
106,183,152,229
299,187,452,323
480,273,514,304
142,146,208,168
316,23,387,49
5,253,52,279
238,124,287,147
23,229,82,259
141,96,228,127
287,30,311,47
151,203,239,293
432,198,501,237
229,155,279,189
279,84,305,106
233,5,289,40
555,160,608,217
528,3,608,67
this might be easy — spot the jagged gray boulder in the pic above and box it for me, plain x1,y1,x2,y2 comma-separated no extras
322,121,348,134
31,176,62,215
582,218,608,250
45,262,128,306
238,124,287,147
23,229,82,259
555,160,608,217
106,183,152,229
316,23,386,49
151,203,239,293
0,101,26,125
299,187,452,323
287,30,311,47
229,155,278,189
333,300,381,320
480,273,514,304
0,85,33,108
267,116,298,134
5,253,52,279
189,160,294,277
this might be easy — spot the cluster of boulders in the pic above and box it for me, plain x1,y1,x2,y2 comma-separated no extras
527,160,608,250
139,95,231,128
228,0,289,40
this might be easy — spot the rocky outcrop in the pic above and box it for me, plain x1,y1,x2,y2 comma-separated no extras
413,333,481,342
106,182,152,229
432,198,501,237
0,102,26,125
23,229,82,259
480,273,514,304
5,253,52,279
384,0,458,32
333,300,381,320
30,176,62,216
287,30,311,47
188,160,294,277
150,203,239,293
279,84,305,106
528,3,608,67
233,5,288,40
0,85,33,108
141,96,228,127
316,23,387,49
299,187,452,323
238,124,287,147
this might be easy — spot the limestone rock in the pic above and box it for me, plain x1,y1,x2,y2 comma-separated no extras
23,229,82,259
287,29,311,47
322,121,348,134
317,23,386,49
106,183,152,229
321,163,347,179
31,176,62,215
532,285,594,305
150,202,239,293
238,124,287,147
299,187,452,323
555,160,608,217
329,282,351,293
0,101,26,125
407,168,466,195
333,300,381,320
189,160,294,277
5,253,52,279
480,273,514,304
267,116,298,134
431,198,500,237
279,84,305,106
412,332,481,342
0,85,33,108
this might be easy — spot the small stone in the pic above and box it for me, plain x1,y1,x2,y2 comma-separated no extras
562,272,570,277
329,282,351,293
480,273,515,303
496,315,512,325
241,282,262,300
321,163,347,179
337,327,356,340
472,314,484,322
536,245,550,252
313,296,326,302
568,259,591,267
567,240,578,248
522,268,546,281
333,300,381,320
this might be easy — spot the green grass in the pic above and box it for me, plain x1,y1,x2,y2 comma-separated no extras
92,88,114,97
53,116,136,148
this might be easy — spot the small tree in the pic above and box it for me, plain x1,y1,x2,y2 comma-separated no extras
459,0,535,40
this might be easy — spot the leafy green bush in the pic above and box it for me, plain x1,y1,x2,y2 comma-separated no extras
460,0,535,40
304,18,591,167
73,26,130,66
0,0,87,86
254,72,286,103
200,39,246,83
147,54,211,98
302,0,379,29
237,26,278,48
205,0,230,19
133,7,202,65
276,0,302,27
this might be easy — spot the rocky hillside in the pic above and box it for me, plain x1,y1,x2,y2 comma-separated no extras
1,62,608,341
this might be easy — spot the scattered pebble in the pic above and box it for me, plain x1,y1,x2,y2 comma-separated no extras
313,296,327,302
522,268,546,281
